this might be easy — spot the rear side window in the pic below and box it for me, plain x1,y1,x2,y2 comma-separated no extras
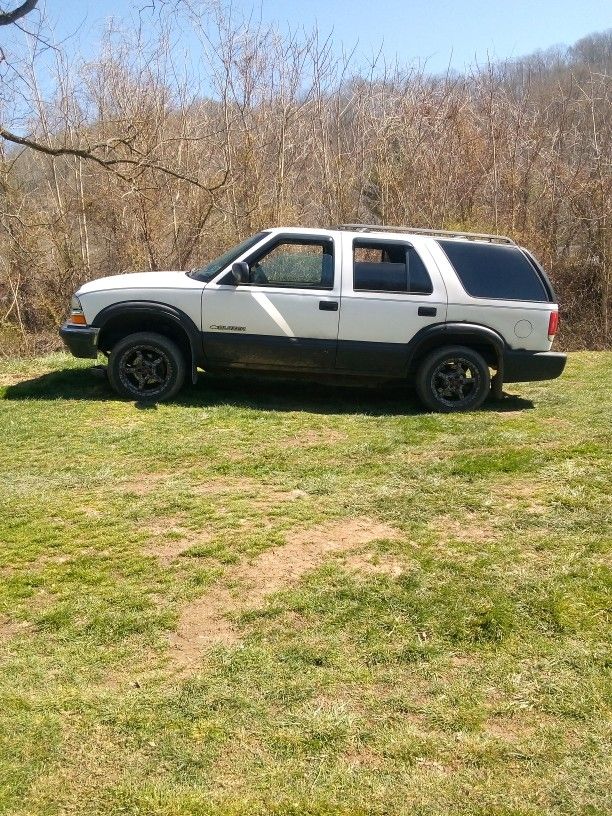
353,241,433,294
438,240,550,302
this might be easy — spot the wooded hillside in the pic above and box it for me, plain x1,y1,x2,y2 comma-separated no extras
0,5,610,352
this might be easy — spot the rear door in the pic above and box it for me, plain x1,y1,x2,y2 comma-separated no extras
336,234,447,374
202,233,341,370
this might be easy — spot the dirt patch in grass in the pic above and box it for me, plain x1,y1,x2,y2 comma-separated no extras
34,552,71,567
492,480,549,514
143,537,204,565
82,506,104,518
188,476,262,496
143,516,214,564
483,711,560,743
169,516,400,668
447,654,479,668
144,514,188,537
119,472,178,496
284,429,349,447
343,746,385,770
0,617,31,641
125,474,311,509
253,488,310,506
428,513,501,544
190,478,310,506
341,551,406,578
485,717,535,742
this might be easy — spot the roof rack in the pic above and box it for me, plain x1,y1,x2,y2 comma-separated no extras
337,224,515,245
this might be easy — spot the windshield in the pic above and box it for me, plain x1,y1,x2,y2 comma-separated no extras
189,232,270,282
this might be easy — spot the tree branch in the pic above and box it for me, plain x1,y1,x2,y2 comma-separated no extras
0,0,38,27
0,126,230,192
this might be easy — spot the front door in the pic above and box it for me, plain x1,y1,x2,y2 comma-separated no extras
202,233,341,370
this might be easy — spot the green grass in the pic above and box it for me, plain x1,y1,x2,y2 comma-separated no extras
0,352,610,816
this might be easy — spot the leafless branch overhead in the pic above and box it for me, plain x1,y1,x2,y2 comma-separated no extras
0,0,39,27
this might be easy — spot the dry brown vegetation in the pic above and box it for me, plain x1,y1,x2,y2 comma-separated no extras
0,4,610,353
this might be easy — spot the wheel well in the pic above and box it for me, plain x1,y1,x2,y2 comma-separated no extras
98,313,192,364
409,334,501,374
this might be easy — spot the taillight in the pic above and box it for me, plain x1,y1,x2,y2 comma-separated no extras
548,311,559,341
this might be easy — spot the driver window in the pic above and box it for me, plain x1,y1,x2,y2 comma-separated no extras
247,239,333,289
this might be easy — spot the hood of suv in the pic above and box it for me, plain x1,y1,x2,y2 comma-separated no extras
77,270,204,295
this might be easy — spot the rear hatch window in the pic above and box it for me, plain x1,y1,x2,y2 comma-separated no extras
438,240,552,302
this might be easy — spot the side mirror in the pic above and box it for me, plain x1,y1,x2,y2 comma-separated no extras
230,261,250,285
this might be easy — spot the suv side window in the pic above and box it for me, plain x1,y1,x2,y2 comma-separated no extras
244,238,334,289
353,241,433,294
438,240,550,302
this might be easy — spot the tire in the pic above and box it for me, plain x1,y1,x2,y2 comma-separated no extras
415,345,490,413
108,332,186,402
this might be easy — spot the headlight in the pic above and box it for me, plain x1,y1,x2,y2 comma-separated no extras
68,295,87,325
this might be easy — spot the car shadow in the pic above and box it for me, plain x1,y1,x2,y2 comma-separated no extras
2,366,535,416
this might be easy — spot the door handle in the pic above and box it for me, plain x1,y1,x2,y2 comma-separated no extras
319,300,339,311
418,306,437,317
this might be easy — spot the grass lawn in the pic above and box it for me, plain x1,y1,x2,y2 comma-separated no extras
0,351,610,815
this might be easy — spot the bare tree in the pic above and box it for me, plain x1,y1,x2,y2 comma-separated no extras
0,3,610,353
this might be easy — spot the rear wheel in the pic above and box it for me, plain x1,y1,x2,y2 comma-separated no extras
108,332,186,402
416,345,490,412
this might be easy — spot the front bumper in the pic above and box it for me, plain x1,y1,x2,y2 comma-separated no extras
59,323,99,359
502,350,567,383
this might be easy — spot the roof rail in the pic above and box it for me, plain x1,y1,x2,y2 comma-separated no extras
337,224,515,245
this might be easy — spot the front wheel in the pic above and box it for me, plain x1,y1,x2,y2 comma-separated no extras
108,332,186,402
415,346,490,412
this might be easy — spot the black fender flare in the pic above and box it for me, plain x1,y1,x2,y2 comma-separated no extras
92,301,203,377
406,322,506,386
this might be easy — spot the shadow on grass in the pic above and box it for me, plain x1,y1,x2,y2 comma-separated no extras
2,365,535,416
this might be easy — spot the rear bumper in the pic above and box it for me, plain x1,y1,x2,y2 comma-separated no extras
59,323,99,359
502,350,567,383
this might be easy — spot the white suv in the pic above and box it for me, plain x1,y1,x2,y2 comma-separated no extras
60,224,566,412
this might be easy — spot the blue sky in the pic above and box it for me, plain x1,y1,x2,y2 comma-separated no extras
260,0,611,70
10,0,612,74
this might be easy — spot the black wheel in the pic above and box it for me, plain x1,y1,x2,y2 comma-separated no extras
415,345,490,413
108,332,186,402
